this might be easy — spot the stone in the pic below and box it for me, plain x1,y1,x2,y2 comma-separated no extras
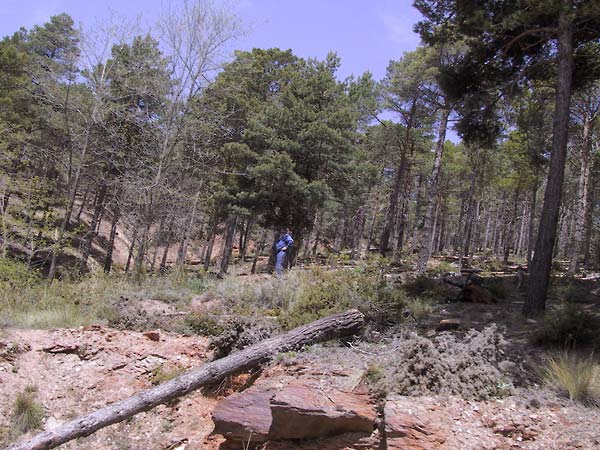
211,387,274,443
435,319,461,332
269,382,377,440
384,396,447,450
211,380,377,444
143,331,160,342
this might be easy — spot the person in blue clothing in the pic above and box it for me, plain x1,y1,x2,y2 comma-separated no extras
275,230,294,277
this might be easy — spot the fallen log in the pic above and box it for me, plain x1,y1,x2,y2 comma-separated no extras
5,309,364,450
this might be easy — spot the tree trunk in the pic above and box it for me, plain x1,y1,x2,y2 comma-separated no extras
5,310,365,450
503,189,520,265
527,180,538,268
415,108,450,271
380,141,410,255
1,190,10,214
219,216,237,276
75,188,89,222
133,222,150,280
239,219,254,262
251,228,268,274
159,227,173,274
103,206,119,274
569,113,592,274
524,6,573,316
125,228,138,274
80,182,108,273
203,219,218,272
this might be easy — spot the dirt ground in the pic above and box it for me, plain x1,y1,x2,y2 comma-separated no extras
2,274,600,449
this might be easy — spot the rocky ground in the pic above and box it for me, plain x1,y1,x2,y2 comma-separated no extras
2,323,599,450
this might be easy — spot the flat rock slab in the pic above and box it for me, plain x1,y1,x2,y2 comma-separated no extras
211,387,274,442
270,383,376,440
384,395,448,450
211,379,377,444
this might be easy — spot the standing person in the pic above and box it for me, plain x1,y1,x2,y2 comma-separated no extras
275,230,294,277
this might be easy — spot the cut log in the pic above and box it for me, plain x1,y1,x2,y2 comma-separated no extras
5,309,364,450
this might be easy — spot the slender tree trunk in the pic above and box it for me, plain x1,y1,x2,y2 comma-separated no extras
159,230,172,274
134,222,150,280
416,107,450,272
176,191,201,268
203,220,218,272
47,134,90,281
103,206,120,274
503,189,520,265
527,180,538,268
75,188,89,222
219,216,237,276
381,132,410,255
569,114,592,273
251,228,268,274
311,212,324,256
1,190,10,214
151,218,165,272
125,228,138,274
525,6,573,316
80,182,107,273
239,219,254,262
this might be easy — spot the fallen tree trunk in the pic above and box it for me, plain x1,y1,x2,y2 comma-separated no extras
6,309,364,450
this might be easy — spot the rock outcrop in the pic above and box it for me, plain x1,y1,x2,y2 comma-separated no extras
211,377,377,446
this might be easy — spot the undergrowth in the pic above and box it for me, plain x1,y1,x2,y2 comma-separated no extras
370,325,514,400
531,303,600,350
0,259,210,329
539,351,600,406
11,385,44,436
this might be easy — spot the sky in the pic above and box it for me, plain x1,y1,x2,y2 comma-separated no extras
0,0,458,139
0,0,423,81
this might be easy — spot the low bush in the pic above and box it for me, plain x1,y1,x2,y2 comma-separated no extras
277,267,412,329
209,315,279,359
0,257,40,289
550,281,589,304
481,259,505,273
539,351,600,406
485,278,511,300
403,275,447,301
370,325,513,400
531,303,600,349
185,314,225,336
149,364,185,386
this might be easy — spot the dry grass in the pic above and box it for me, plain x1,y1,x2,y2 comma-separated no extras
12,386,44,435
540,351,600,406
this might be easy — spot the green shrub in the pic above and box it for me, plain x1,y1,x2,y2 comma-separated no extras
539,351,600,406
12,386,44,435
428,260,455,276
149,365,185,385
481,259,505,273
485,278,510,300
0,257,40,289
210,315,278,359
403,275,446,301
531,303,600,349
405,297,435,320
185,314,224,336
551,281,589,304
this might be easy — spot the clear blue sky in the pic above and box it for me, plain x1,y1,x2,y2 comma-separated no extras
0,0,422,81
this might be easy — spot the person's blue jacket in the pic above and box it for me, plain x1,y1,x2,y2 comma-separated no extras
276,233,294,252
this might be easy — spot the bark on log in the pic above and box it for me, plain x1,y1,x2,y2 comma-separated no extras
5,309,365,450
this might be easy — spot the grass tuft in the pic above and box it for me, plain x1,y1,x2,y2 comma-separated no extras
539,351,600,406
12,386,44,435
